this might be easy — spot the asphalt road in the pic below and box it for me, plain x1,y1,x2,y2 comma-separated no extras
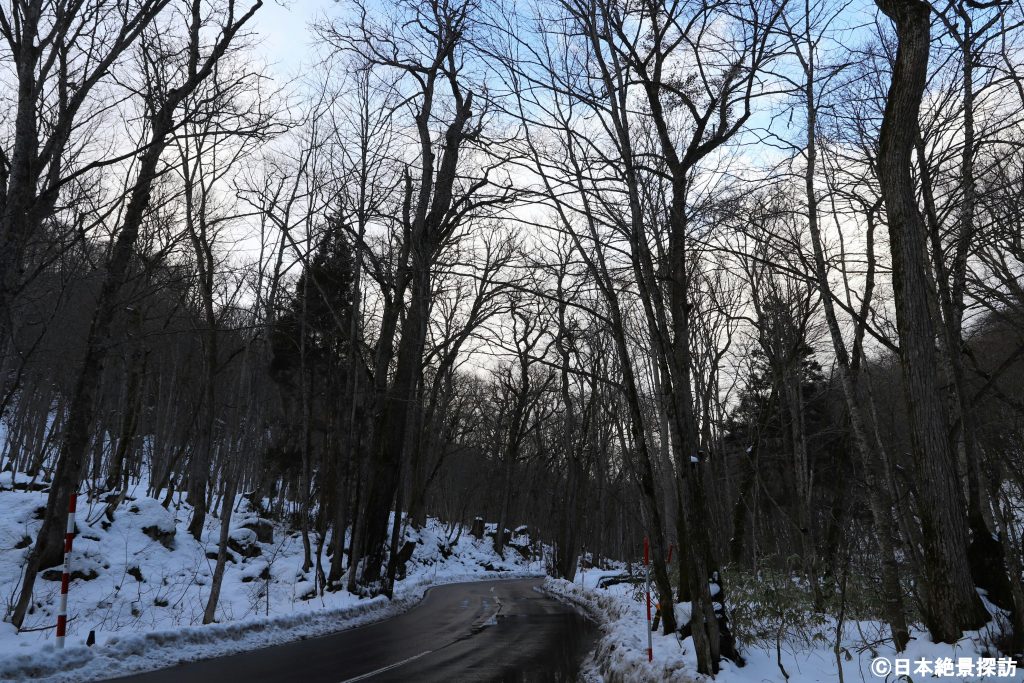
107,578,597,683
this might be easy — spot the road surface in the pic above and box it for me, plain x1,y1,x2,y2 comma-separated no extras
107,578,597,682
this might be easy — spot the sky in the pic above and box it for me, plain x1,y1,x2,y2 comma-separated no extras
250,0,339,79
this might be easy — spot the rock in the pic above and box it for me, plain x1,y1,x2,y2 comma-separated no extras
508,543,531,561
240,518,274,544
42,568,98,582
205,549,237,563
295,580,317,600
12,480,48,492
142,525,176,550
228,528,261,558
129,499,177,549
241,564,271,583
239,565,270,585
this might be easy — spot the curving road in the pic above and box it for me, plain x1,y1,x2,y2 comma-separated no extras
107,578,597,683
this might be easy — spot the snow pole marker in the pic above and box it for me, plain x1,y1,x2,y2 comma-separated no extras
56,492,77,649
644,536,652,662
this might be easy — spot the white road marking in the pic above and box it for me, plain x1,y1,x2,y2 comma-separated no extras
337,650,433,683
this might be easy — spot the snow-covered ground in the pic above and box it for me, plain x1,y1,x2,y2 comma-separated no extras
6,468,1022,683
544,570,1024,682
0,477,542,682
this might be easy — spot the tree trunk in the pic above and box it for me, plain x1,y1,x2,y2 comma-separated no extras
358,88,475,589
874,0,988,641
359,261,429,586
11,108,178,628
8,1,263,628
663,174,721,674
203,475,238,624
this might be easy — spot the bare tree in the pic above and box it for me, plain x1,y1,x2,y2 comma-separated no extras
11,0,264,630
874,0,988,641
777,0,911,648
321,0,513,591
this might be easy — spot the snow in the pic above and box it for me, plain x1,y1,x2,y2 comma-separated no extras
0,470,35,488
6,466,1024,683
228,527,256,544
543,571,1024,682
0,476,543,682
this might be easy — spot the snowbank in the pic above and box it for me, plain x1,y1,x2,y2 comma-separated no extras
542,573,1024,682
542,574,699,682
0,481,543,682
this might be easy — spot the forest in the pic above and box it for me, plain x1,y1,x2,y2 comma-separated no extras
2,0,1024,677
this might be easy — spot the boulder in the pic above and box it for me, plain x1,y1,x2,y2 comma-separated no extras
205,549,237,563
130,498,177,550
228,528,261,558
241,564,270,583
142,525,176,549
295,580,317,600
240,518,274,544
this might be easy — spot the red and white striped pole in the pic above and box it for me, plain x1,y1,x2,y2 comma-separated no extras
55,492,77,649
644,536,652,662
